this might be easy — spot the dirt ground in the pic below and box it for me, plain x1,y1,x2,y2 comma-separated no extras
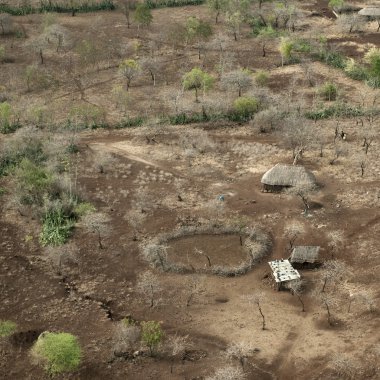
1,0,380,379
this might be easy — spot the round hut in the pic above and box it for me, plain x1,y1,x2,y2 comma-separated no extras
261,164,316,192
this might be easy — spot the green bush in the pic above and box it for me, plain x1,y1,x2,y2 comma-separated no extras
319,82,338,101
144,0,204,9
32,332,81,376
232,96,259,120
40,202,75,246
344,58,369,81
0,1,115,15
15,159,54,205
73,202,95,217
255,70,269,86
305,103,364,120
116,116,145,128
141,321,164,356
0,320,17,337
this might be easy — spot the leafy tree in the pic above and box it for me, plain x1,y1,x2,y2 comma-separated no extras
119,59,141,91
233,96,258,119
206,0,229,24
257,25,278,57
141,321,164,356
225,0,251,40
364,48,380,79
279,36,294,66
32,332,81,376
328,0,344,13
76,39,99,68
133,3,153,29
182,68,214,102
0,320,17,337
185,17,213,59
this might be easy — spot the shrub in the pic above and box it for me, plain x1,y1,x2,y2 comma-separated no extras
73,202,95,218
255,70,269,87
116,116,145,128
0,320,17,337
144,0,204,8
344,58,369,81
233,96,259,120
32,332,81,376
141,321,164,356
319,82,338,101
40,202,75,246
15,159,54,205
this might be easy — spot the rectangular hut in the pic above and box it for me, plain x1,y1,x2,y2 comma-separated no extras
268,259,301,291
289,246,321,269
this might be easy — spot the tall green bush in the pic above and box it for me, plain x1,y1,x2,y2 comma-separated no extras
32,332,81,376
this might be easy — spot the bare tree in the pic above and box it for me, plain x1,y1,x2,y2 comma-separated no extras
329,141,348,165
166,334,191,373
125,209,146,241
283,221,305,253
285,182,317,215
282,117,313,164
140,56,164,87
136,271,161,308
94,151,116,174
113,320,141,354
289,279,305,312
222,69,252,97
184,274,205,306
320,259,348,293
206,365,245,380
82,212,111,249
243,292,266,330
327,230,344,258
313,290,338,326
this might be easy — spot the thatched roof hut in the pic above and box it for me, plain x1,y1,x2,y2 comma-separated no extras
261,164,316,192
290,246,320,267
358,7,380,16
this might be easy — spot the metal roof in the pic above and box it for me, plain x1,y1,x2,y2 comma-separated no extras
268,259,301,283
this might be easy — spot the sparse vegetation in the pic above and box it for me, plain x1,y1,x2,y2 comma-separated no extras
0,1,379,378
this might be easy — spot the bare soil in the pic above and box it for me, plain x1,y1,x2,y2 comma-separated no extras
1,1,380,379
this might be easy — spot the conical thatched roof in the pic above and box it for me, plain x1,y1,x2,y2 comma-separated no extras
261,164,316,187
358,7,380,16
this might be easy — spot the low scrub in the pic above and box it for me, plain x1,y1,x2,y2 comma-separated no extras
305,103,365,120
144,0,204,9
0,320,17,338
0,0,115,15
